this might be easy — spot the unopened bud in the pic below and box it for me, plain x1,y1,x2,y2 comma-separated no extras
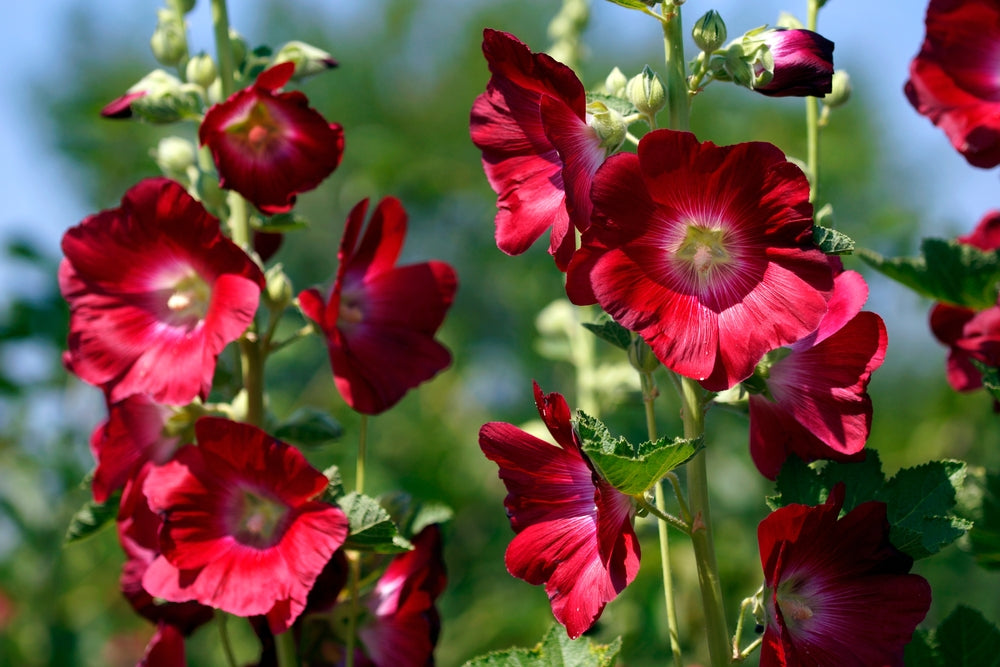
229,29,248,68
274,41,339,80
604,67,628,97
263,263,294,311
692,10,727,53
178,0,197,13
153,136,197,180
823,70,851,108
185,52,217,89
150,8,187,67
128,70,203,123
625,66,666,118
628,337,660,373
586,101,627,154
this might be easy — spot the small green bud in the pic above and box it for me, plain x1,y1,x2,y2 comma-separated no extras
185,52,217,89
177,0,197,13
692,10,727,53
153,136,197,180
229,28,248,68
823,70,851,108
625,66,666,118
263,263,294,311
604,67,628,97
274,40,339,80
150,8,187,67
128,70,203,123
627,337,660,373
586,101,627,154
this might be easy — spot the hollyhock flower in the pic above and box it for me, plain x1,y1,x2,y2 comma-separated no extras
90,394,181,503
930,211,1000,391
478,383,639,639
470,28,608,270
141,417,349,633
298,197,457,415
752,29,835,97
566,129,834,391
749,270,887,479
905,0,1000,168
758,484,931,666
60,177,265,405
200,61,345,214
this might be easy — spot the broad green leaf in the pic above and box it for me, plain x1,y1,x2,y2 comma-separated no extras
602,0,651,10
877,460,970,560
322,465,345,502
273,408,343,446
378,490,454,538
582,317,632,351
968,470,1000,570
576,411,701,495
811,224,855,255
767,451,885,512
937,606,1000,667
463,624,621,667
972,361,1000,405
337,491,412,553
65,492,120,544
904,629,942,667
858,239,1000,309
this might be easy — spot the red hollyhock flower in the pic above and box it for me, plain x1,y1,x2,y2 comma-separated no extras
566,129,834,391
141,417,349,633
749,270,887,479
470,28,607,270
754,29,835,98
60,177,265,405
478,383,639,639
758,484,931,666
930,211,1000,391
905,0,1000,167
90,394,181,503
200,62,345,214
298,197,457,415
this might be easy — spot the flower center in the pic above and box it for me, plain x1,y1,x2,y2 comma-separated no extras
165,270,211,326
230,102,282,154
234,489,287,548
674,225,733,282
338,286,365,328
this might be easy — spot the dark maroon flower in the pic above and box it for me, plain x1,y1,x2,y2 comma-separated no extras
141,417,349,633
60,177,265,405
200,62,345,214
470,28,607,270
753,29,835,97
758,484,931,666
906,0,1000,167
749,270,887,479
479,383,639,639
298,197,457,415
566,129,834,391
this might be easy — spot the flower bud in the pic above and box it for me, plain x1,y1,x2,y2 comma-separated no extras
178,0,197,13
823,69,851,108
153,136,197,180
127,70,203,123
692,10,727,53
604,67,628,97
263,263,294,311
150,8,187,67
625,66,666,118
185,52,217,89
586,101,627,154
627,336,660,373
274,41,339,80
737,28,834,98
229,29,248,69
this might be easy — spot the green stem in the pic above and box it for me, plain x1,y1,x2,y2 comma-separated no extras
345,415,369,667
805,0,821,203
640,371,683,667
661,2,691,132
210,0,236,99
275,631,299,667
679,376,730,667
356,415,369,495
239,333,264,427
217,611,238,667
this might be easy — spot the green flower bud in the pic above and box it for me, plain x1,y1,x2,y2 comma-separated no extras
185,52,217,90
128,70,203,123
604,67,628,97
823,70,851,108
229,28,248,69
150,8,187,67
263,263,294,311
627,336,660,373
153,136,197,180
274,40,339,81
625,66,666,118
586,101,627,155
177,0,197,13
692,10,727,53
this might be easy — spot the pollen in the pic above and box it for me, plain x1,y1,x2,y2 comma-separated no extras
674,224,733,281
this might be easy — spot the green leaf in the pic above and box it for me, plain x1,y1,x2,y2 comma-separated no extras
904,629,943,667
585,93,638,118
463,624,621,667
811,224,855,255
972,360,1000,405
337,491,412,553
582,317,632,351
968,470,1000,570
768,451,885,512
602,0,651,10
322,465,345,502
377,490,454,538
937,606,1000,667
273,408,344,446
252,212,310,233
877,460,971,560
65,492,120,544
858,239,1000,309
576,411,701,495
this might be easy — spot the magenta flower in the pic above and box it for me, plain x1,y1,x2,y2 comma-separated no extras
479,383,639,639
906,0,1000,167
140,417,349,633
758,484,931,666
60,177,265,405
566,129,834,391
754,28,835,97
749,269,887,479
470,28,607,270
298,197,457,415
200,62,345,214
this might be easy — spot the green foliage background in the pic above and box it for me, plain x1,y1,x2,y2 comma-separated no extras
1,1,998,665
